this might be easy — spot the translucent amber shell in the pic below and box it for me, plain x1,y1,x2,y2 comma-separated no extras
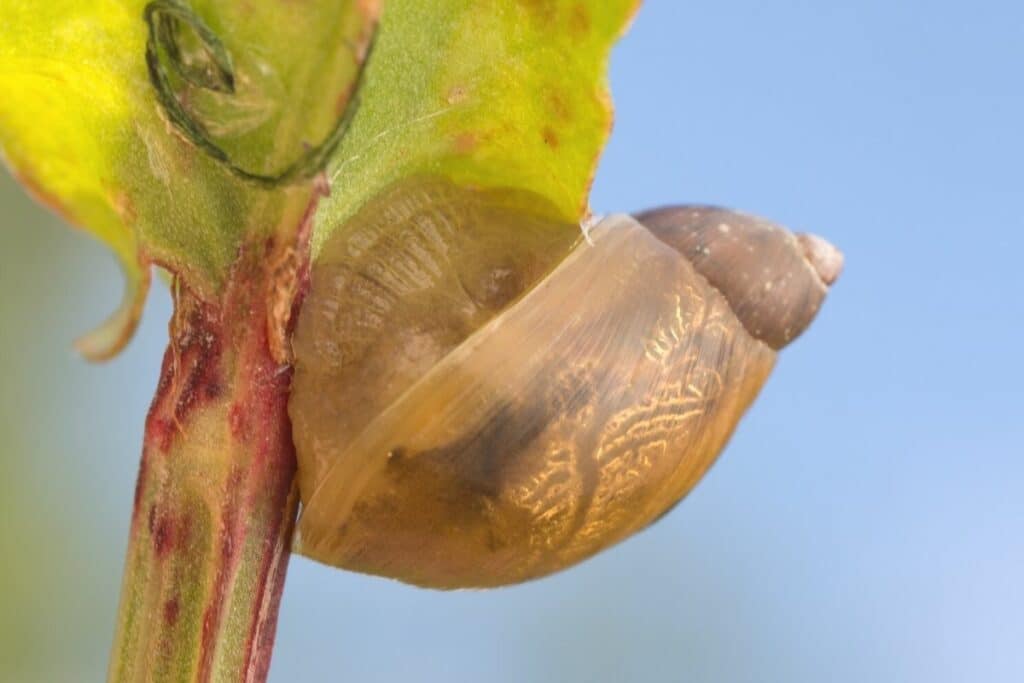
290,178,835,588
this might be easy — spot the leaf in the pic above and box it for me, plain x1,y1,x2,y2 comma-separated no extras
0,0,377,358
312,0,640,258
1,0,636,356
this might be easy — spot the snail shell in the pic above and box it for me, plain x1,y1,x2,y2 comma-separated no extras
290,177,841,589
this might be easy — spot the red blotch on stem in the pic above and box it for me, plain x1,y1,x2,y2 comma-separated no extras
152,512,175,558
164,598,180,626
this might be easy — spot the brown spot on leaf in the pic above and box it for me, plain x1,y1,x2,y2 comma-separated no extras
542,127,560,149
569,3,591,36
517,0,557,23
453,132,479,154
548,91,572,122
446,85,469,105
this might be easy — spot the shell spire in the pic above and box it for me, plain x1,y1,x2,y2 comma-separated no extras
636,206,843,349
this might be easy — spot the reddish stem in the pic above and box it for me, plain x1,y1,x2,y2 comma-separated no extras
109,230,308,683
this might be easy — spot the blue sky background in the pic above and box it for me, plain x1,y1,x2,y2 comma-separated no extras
1,1,1022,681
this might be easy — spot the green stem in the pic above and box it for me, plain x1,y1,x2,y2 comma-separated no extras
108,4,375,677
108,237,304,683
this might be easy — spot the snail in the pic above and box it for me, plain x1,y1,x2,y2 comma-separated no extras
289,176,842,589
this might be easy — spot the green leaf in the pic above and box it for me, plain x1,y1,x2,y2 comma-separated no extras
312,0,640,258
0,0,637,355
0,0,376,358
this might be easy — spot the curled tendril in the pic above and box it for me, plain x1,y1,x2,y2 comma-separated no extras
143,0,375,188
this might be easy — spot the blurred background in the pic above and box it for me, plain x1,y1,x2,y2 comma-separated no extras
2,1,1022,681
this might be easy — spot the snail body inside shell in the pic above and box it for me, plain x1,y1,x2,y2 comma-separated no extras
290,177,839,589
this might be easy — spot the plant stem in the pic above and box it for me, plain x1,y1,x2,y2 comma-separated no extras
108,229,310,683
